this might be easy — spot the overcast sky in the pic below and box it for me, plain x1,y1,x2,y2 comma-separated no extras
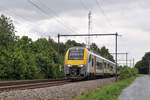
0,0,150,66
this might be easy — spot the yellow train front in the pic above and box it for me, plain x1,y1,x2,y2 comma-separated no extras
64,46,116,80
64,47,88,80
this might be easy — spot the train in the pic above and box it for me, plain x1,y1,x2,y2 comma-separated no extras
64,46,117,80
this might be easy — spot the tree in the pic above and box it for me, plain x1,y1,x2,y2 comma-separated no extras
135,52,150,74
90,43,114,62
0,15,17,47
65,40,85,49
90,43,100,54
0,14,18,79
33,38,61,78
100,46,114,62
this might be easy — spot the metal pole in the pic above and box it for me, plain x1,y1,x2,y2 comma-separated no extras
126,53,128,66
88,11,91,49
58,34,60,55
115,32,118,81
58,34,60,71
149,60,150,74
130,59,132,67
133,58,135,67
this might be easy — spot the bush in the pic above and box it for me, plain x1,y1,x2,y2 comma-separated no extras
120,66,138,80
131,68,138,76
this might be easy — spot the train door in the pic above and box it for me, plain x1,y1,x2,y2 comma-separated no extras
91,56,96,74
102,60,104,75
96,60,103,74
88,54,92,73
105,63,108,73
94,56,96,75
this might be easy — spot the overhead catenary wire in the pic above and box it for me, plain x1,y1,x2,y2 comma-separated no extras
27,0,72,33
27,0,79,34
80,0,93,11
80,0,90,11
1,7,60,38
94,0,113,27
0,7,27,23
36,0,80,33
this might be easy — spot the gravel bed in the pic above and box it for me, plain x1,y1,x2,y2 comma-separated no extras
0,78,115,100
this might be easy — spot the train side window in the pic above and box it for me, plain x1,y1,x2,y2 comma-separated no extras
97,62,102,69
96,62,99,69
97,62,99,66
111,66,113,71
100,63,102,69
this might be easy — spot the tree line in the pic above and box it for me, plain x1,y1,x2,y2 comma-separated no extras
0,15,114,80
135,52,150,74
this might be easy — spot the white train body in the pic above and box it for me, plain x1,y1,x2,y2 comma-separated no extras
64,47,116,79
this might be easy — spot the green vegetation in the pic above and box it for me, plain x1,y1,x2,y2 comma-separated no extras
135,52,150,74
120,66,138,80
0,14,64,79
73,77,136,100
0,14,114,80
73,66,138,100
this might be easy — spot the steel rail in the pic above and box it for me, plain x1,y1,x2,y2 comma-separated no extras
0,80,70,92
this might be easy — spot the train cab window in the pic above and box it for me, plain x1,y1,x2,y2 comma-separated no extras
68,49,84,60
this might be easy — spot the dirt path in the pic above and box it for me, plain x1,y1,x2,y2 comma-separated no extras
119,75,150,100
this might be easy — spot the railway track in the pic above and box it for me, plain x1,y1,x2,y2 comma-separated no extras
0,79,70,92
0,76,116,92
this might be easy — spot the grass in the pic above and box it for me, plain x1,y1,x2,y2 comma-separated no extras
72,77,136,100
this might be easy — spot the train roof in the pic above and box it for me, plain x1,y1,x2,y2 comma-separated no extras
88,50,116,65
69,46,85,50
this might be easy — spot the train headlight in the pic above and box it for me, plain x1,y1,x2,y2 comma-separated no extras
67,64,71,67
79,65,83,67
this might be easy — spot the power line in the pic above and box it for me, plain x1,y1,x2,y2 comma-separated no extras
28,0,49,17
94,0,113,27
111,52,128,66
0,7,34,26
36,0,79,33
80,0,90,11
27,0,79,34
79,0,93,11
0,7,60,38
